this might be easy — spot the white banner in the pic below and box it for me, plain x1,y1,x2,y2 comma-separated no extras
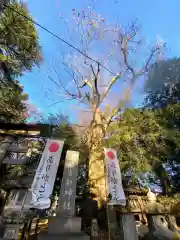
29,139,64,209
104,148,126,206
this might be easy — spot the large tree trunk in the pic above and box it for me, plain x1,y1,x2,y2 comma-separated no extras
88,146,106,206
88,111,107,207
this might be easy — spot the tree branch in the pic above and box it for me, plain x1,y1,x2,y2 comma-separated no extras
119,24,138,76
48,75,79,100
106,86,131,125
142,46,161,73
60,68,82,99
91,63,101,107
105,44,160,125
100,73,121,103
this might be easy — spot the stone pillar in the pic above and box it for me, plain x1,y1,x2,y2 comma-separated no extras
166,215,177,231
107,205,118,239
147,214,175,240
56,150,79,217
39,150,89,240
118,214,138,240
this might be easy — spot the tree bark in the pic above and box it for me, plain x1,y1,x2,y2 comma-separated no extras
88,148,106,206
88,111,107,207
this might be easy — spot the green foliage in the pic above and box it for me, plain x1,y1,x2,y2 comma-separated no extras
146,82,180,109
157,194,180,206
42,113,89,162
106,106,180,194
152,105,180,194
0,81,28,123
144,58,180,92
0,2,42,76
0,2,42,123
41,113,78,149
106,109,165,173
143,59,180,194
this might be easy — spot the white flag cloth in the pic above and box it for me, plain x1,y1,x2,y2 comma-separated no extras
29,139,64,209
104,148,126,206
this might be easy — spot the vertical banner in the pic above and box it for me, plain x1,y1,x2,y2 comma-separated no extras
29,139,64,209
104,148,126,206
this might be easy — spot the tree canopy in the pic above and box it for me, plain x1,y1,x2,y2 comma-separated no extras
0,2,42,77
112,59,180,194
144,58,180,93
103,58,180,195
0,81,28,123
106,105,180,195
0,1,42,124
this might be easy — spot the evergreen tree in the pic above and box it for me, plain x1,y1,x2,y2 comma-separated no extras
144,59,180,194
0,2,42,77
0,1,42,123
106,107,180,195
0,80,28,123
144,58,180,93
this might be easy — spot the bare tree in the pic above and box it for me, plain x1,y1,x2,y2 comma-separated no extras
48,8,163,204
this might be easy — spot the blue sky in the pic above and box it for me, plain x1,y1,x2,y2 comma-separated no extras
20,0,180,122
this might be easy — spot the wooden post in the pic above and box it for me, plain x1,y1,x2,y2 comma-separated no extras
0,136,13,164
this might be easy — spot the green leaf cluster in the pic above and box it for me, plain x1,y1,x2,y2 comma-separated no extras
0,2,42,123
0,2,42,76
0,81,28,123
105,58,180,194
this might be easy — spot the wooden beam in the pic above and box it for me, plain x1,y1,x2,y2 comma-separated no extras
2,176,33,188
0,123,54,137
2,156,30,164
8,145,28,153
